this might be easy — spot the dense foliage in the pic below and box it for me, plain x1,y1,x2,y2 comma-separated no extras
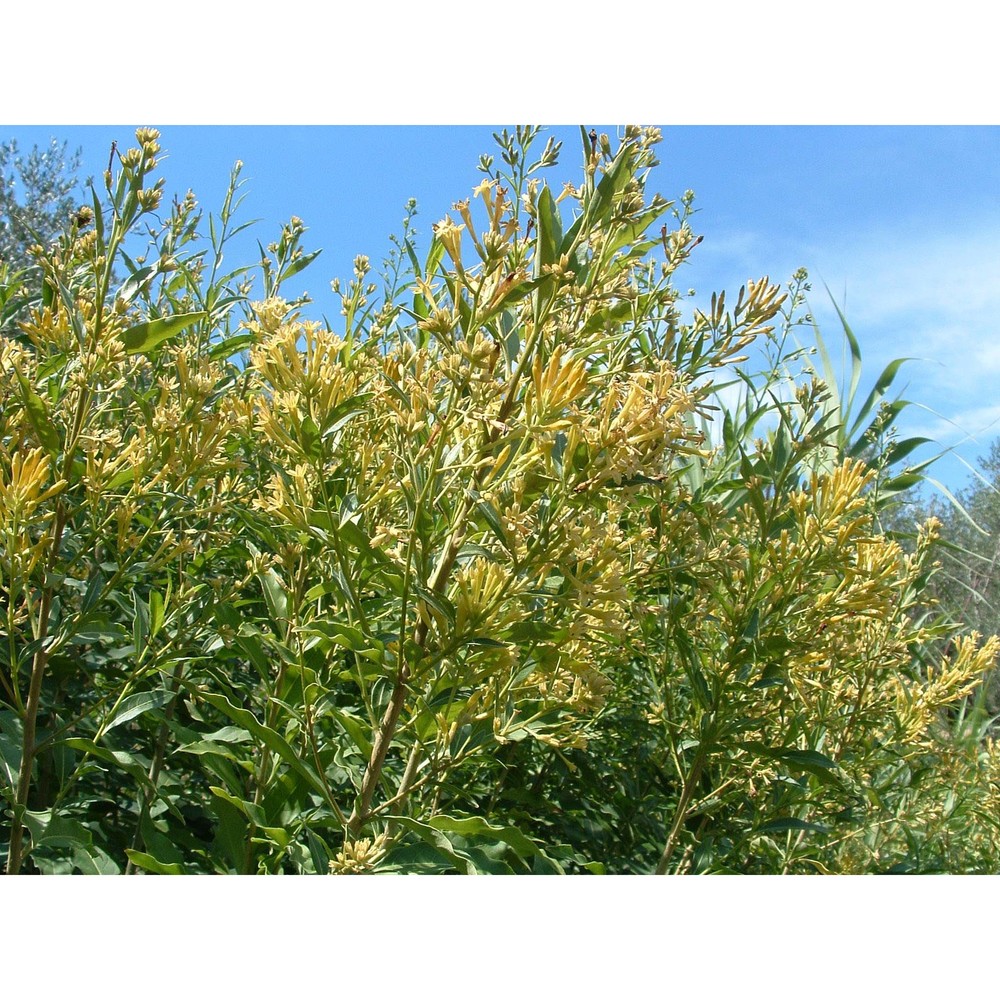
2,126,999,874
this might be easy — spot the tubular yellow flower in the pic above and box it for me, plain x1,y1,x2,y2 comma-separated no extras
526,345,590,430
453,557,521,634
472,177,496,215
453,198,487,260
432,215,465,270
0,448,67,521
328,833,388,874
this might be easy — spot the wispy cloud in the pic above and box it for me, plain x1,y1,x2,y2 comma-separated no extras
805,220,1000,351
679,211,1000,487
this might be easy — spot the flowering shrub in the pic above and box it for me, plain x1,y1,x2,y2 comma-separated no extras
2,126,998,874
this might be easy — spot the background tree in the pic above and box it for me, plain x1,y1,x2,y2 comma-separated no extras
893,440,1000,718
0,137,84,268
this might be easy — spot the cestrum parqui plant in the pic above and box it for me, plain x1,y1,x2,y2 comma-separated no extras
233,126,788,863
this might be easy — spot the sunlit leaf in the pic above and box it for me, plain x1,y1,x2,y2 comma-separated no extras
120,310,206,355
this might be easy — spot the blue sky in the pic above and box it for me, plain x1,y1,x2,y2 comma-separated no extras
5,123,999,494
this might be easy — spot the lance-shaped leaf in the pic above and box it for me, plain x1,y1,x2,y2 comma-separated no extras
15,372,61,456
560,139,634,255
179,685,331,805
280,248,322,283
125,851,189,874
120,310,207,355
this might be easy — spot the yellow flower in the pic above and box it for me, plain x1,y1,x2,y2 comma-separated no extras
526,345,589,431
472,178,496,214
328,833,387,874
453,557,520,634
432,215,466,270
0,447,67,522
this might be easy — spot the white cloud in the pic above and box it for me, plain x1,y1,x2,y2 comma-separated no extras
678,213,1000,488
802,219,1000,362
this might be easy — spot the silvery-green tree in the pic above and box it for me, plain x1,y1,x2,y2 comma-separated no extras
1,137,83,268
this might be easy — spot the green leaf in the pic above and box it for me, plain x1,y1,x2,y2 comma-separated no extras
742,743,841,784
208,331,256,360
132,589,150,659
819,287,864,422
880,472,924,495
104,689,173,732
61,738,155,788
410,294,429,323
210,794,250,872
209,786,268,827
404,235,423,280
235,633,273,678
182,687,330,803
22,808,89,848
177,725,253,759
106,466,136,490
467,489,510,551
776,748,838,773
22,810,121,873
73,844,121,874
15,371,61,456
883,436,933,467
388,815,478,874
848,361,913,443
460,636,509,649
66,618,129,647
331,709,373,758
208,787,292,847
116,265,155,306
300,415,323,461
79,571,105,614
149,589,165,640
605,201,672,256
257,567,288,623
306,829,332,875
535,184,562,276
427,815,564,873
120,310,207,355
125,850,188,874
90,185,106,242
0,710,24,792
412,583,456,626
280,248,321,282
560,143,634,255
424,234,446,279
322,392,373,437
